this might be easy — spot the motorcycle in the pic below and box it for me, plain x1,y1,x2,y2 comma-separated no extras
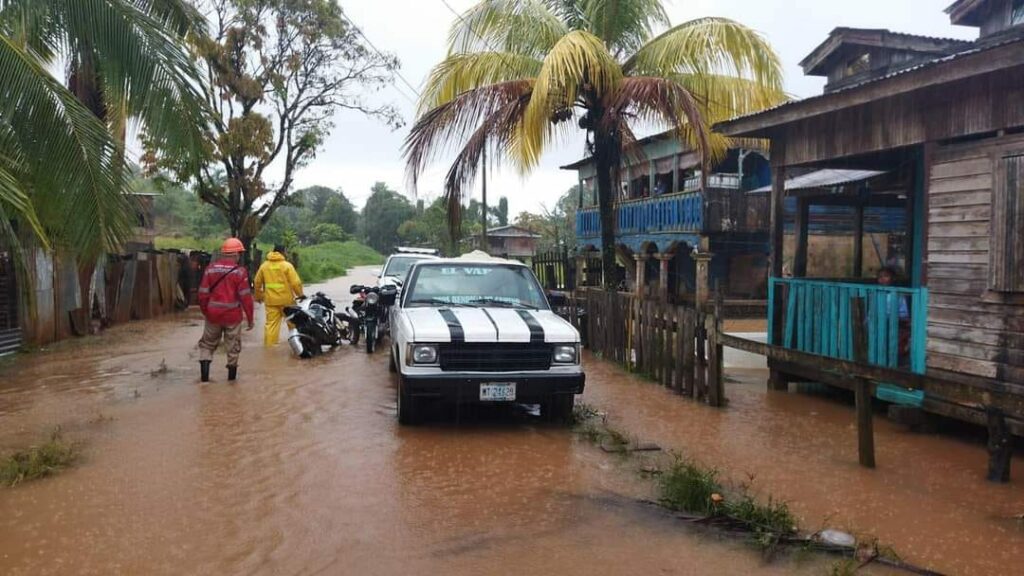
285,292,351,358
348,283,397,354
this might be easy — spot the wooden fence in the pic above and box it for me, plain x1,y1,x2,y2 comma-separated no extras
579,288,725,407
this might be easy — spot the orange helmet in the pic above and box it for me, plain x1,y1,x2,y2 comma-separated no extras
221,237,245,254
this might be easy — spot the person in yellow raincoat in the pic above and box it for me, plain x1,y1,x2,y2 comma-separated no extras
253,244,305,346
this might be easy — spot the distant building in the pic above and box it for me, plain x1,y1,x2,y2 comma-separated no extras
475,225,541,261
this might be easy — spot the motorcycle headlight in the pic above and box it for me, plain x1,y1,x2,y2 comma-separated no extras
408,344,438,365
366,292,380,305
553,344,579,364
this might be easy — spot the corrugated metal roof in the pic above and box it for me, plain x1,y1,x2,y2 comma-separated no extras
749,169,886,194
718,35,1022,134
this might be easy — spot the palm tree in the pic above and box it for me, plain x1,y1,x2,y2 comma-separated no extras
405,0,785,289
0,0,206,262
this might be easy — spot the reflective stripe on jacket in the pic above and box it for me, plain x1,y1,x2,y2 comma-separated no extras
253,251,304,306
198,259,254,326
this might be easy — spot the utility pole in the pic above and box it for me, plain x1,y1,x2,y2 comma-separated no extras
481,146,488,251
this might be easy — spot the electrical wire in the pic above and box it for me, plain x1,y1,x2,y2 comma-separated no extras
337,9,422,105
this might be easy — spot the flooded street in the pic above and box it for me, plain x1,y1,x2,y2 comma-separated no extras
0,267,1020,575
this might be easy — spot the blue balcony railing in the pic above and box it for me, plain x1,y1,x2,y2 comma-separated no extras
767,278,928,374
576,191,702,239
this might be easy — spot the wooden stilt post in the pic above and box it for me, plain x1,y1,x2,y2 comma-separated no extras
986,407,1012,483
853,203,865,278
793,198,810,278
768,149,788,391
851,296,876,469
708,284,725,407
683,309,696,397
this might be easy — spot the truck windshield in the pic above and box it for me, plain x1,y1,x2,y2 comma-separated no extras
383,256,429,280
405,264,549,310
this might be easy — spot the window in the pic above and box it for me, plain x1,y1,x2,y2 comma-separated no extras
991,154,1024,292
1013,0,1024,26
844,53,871,77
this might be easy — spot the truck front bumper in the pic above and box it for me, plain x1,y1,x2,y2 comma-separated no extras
400,371,585,403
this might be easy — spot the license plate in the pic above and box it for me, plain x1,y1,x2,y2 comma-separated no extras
479,382,516,402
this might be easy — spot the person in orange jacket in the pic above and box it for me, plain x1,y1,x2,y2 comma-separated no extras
253,244,305,346
197,238,254,382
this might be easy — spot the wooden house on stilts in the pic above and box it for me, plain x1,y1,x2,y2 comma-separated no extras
717,0,1024,462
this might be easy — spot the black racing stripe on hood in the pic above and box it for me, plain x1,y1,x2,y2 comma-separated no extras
516,310,545,344
438,309,464,343
481,308,500,337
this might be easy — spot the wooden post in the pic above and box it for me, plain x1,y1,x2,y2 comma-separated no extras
986,407,1012,483
673,306,685,394
768,152,788,391
657,254,671,302
707,286,725,407
695,312,707,401
851,296,876,469
853,203,865,278
634,254,647,297
793,198,809,278
683,309,696,397
692,237,712,313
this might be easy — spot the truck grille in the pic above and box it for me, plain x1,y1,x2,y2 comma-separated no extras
438,343,553,372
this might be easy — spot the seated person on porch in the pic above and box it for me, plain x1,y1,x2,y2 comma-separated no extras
877,266,910,363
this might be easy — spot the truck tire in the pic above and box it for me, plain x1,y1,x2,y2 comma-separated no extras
397,377,418,425
389,346,398,373
545,394,575,424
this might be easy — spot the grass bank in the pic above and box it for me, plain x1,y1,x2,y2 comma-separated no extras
294,241,383,284
0,429,77,487
154,237,383,284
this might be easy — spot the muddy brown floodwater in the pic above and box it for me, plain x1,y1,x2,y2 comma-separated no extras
0,267,1020,575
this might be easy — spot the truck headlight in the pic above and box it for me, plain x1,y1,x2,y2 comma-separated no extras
553,344,578,364
409,344,438,365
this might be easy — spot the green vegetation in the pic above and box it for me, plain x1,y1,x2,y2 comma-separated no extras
143,0,399,250
658,458,723,517
0,0,206,264
295,241,384,285
0,429,77,487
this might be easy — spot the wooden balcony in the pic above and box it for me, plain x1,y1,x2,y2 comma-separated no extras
575,175,769,246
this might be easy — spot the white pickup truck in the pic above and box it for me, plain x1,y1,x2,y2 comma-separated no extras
389,252,585,425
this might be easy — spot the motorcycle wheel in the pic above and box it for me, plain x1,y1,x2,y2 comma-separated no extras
350,324,360,346
366,322,376,354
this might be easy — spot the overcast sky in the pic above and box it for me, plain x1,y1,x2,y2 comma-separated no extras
289,0,977,214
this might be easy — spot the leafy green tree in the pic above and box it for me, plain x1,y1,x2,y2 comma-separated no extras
490,196,509,227
362,182,415,253
398,197,456,253
310,223,350,243
322,194,358,234
145,0,401,252
0,0,207,259
405,0,784,288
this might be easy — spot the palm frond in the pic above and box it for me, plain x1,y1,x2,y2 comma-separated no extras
418,51,542,115
671,72,787,124
0,34,131,254
625,17,784,96
441,91,532,238
607,76,723,168
448,0,568,59
580,0,668,56
404,80,534,193
522,29,620,169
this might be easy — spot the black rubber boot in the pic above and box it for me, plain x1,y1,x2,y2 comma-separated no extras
200,360,211,382
227,365,237,382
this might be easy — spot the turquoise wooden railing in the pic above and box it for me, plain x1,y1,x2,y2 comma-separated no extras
575,191,703,238
767,278,928,374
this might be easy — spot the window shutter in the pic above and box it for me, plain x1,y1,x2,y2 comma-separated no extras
992,155,1024,292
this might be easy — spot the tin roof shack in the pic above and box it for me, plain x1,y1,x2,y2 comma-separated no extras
717,5,1024,439
566,130,777,304
475,225,541,261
